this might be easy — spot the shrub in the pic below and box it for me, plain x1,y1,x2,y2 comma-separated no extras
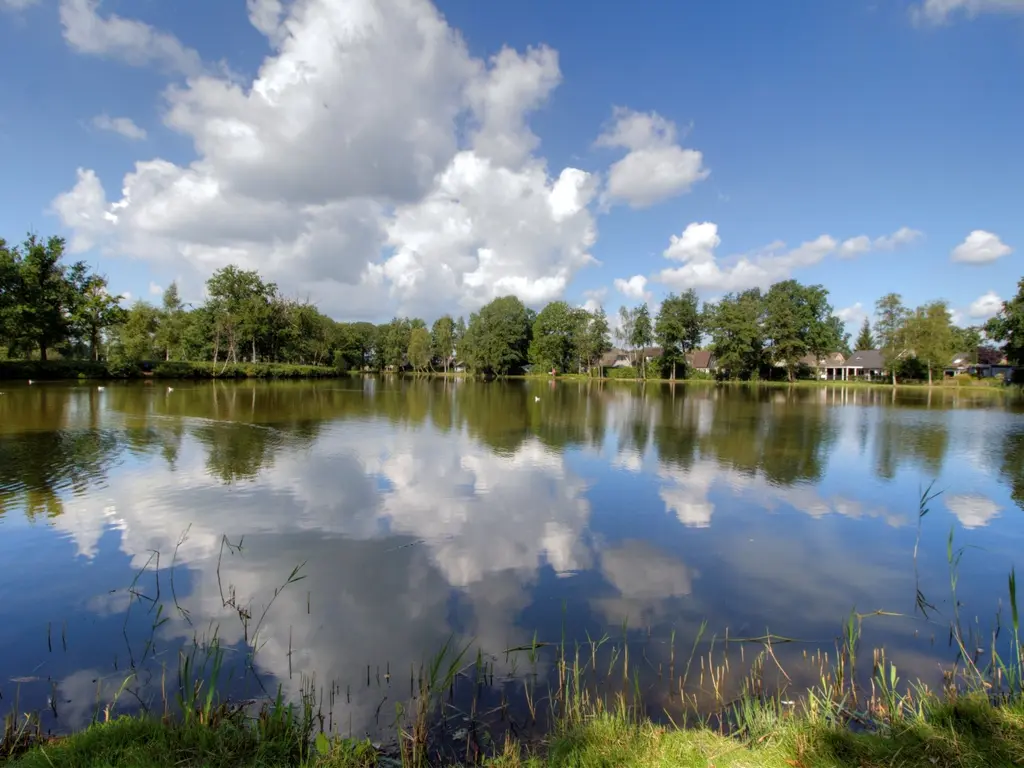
605,366,639,379
152,361,344,379
0,359,110,380
686,369,715,381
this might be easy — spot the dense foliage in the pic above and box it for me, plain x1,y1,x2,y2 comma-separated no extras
1,233,1018,381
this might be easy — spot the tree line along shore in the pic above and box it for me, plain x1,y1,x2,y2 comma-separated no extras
3,234,1023,384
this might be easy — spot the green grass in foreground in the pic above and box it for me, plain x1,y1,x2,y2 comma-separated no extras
6,695,1024,767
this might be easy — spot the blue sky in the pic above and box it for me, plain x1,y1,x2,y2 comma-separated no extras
0,0,1021,332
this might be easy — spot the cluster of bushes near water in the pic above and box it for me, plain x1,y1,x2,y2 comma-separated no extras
0,359,346,381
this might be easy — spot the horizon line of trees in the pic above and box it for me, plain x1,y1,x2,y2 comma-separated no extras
2,234,1022,381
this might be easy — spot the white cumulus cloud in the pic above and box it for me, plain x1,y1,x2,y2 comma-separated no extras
1,0,38,10
967,290,1003,319
913,0,1024,24
951,230,1013,264
52,0,599,320
836,302,868,326
654,223,923,294
91,114,147,140
838,226,922,258
595,108,709,209
59,0,204,76
613,275,649,300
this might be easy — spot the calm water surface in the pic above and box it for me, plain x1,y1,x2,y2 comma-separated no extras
0,379,1022,735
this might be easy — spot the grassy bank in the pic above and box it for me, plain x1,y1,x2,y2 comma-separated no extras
6,682,1023,767
2,358,1018,393
0,359,347,381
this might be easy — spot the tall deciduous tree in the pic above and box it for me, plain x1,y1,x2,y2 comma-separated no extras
10,235,84,361
115,301,161,362
907,300,954,385
529,301,578,373
0,240,17,355
761,281,840,382
655,290,702,380
430,315,455,373
855,318,875,351
463,296,532,375
407,326,431,372
615,306,638,365
72,274,125,361
154,282,186,361
950,325,983,363
580,306,611,376
630,304,654,377
380,317,412,370
205,266,274,364
874,293,910,385
985,277,1024,368
706,288,764,380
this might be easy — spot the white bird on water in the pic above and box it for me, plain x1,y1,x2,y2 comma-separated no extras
27,380,34,385
97,386,105,392
167,386,174,393
534,396,540,402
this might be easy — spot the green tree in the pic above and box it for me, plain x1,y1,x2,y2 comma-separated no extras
153,282,186,361
630,304,654,377
615,306,638,364
71,274,125,361
463,295,531,375
761,281,839,382
874,293,910,385
950,325,983,363
0,240,17,355
855,317,875,351
114,301,161,363
803,285,842,374
762,281,806,382
380,317,412,369
985,277,1024,367
655,290,702,380
579,306,611,375
408,326,431,372
8,235,83,361
431,315,455,373
707,289,764,379
907,300,954,385
529,301,577,373
205,266,275,364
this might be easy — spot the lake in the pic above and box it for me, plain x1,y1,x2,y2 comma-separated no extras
1,378,1022,738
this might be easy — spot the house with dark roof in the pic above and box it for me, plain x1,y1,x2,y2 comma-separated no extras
599,347,664,370
834,349,886,380
944,351,1014,380
686,349,717,374
786,352,846,379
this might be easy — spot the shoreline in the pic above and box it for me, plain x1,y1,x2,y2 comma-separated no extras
0,359,1018,394
5,645,1022,767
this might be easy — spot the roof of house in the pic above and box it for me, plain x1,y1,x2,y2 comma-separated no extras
687,350,716,369
842,349,885,369
949,352,971,365
599,349,628,366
